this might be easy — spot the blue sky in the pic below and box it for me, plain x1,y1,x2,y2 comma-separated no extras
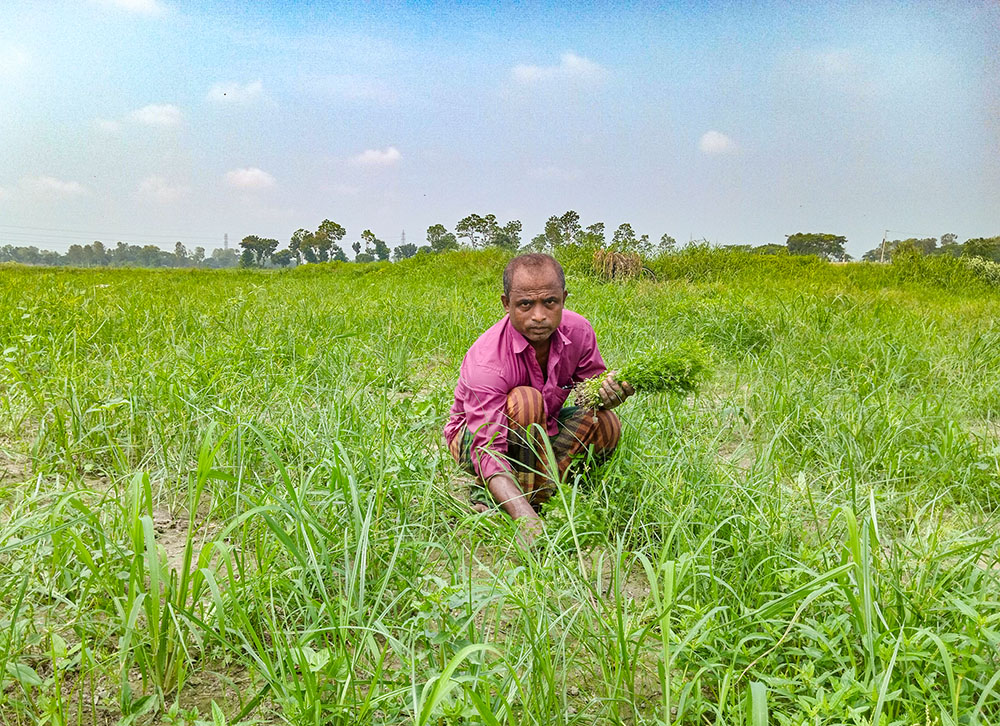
0,0,997,257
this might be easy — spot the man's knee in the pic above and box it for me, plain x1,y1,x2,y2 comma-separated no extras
593,409,621,453
506,386,545,429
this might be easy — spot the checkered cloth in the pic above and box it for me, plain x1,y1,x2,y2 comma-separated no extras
448,385,620,507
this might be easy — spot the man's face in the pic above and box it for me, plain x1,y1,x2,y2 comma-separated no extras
501,264,568,346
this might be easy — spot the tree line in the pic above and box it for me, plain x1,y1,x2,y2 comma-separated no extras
0,240,240,268
2,213,997,269
859,234,1000,263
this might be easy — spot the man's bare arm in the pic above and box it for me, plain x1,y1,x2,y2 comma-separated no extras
486,472,543,545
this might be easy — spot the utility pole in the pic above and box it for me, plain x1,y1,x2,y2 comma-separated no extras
879,230,888,263
400,229,406,246
224,233,229,251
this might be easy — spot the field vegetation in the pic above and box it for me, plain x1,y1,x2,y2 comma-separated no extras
0,248,998,725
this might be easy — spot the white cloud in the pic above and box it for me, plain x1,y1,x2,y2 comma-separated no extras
129,104,182,127
94,118,122,133
224,167,276,190
90,0,165,15
699,130,736,155
0,186,10,201
22,176,88,197
137,175,188,203
207,80,264,105
350,146,401,167
512,52,607,84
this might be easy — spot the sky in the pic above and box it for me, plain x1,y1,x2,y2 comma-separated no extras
0,0,998,258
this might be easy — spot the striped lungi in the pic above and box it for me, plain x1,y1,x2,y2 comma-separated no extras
448,385,621,507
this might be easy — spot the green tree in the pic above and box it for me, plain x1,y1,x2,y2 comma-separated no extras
938,233,962,257
526,233,548,253
174,241,188,266
577,222,605,248
331,246,348,262
209,248,239,268
531,210,583,252
493,220,522,251
315,219,347,262
89,240,108,266
611,223,638,252
657,234,677,255
393,243,418,261
864,237,938,262
963,236,1000,262
65,244,87,267
239,248,255,268
290,228,310,263
272,249,294,267
786,232,848,261
139,245,167,267
240,235,279,266
426,224,458,252
360,230,390,261
455,214,493,248
637,234,652,256
456,214,522,249
192,246,205,266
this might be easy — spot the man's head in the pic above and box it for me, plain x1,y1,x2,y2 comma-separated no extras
501,254,568,347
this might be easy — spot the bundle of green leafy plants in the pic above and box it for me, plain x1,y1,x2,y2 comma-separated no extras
575,340,710,408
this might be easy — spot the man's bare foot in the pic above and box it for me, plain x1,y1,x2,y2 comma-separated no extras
471,502,489,513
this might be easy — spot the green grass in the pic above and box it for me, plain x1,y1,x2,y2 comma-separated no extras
0,249,998,725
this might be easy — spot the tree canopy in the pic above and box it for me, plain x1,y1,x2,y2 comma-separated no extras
786,233,849,261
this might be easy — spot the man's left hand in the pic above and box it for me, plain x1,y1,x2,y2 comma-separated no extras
598,372,634,410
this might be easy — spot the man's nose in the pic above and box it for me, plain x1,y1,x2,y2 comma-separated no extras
531,304,546,320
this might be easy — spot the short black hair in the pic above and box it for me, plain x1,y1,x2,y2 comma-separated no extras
503,254,565,297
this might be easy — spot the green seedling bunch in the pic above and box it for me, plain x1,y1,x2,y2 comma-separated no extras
575,340,710,408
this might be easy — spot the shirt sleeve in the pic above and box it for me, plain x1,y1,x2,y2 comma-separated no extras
459,366,515,481
572,322,607,383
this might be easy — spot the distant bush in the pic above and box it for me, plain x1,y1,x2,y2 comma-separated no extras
646,243,828,284
962,256,1000,287
889,246,988,290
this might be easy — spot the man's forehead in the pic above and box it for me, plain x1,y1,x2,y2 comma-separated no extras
509,264,562,291
509,284,563,298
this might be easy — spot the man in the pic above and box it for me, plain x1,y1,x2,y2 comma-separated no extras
444,253,634,541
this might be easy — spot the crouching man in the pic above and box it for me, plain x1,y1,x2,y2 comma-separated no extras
443,253,634,543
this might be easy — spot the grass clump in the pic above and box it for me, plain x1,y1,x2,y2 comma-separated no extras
575,340,710,408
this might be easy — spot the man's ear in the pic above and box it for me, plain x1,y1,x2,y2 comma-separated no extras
501,294,510,312
562,289,569,302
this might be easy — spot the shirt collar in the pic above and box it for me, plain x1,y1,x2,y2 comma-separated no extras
507,316,571,354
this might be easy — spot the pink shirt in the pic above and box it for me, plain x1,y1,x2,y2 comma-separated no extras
444,309,607,480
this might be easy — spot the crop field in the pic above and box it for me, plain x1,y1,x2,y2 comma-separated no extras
0,249,999,725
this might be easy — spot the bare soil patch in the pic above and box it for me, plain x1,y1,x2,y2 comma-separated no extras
0,436,29,485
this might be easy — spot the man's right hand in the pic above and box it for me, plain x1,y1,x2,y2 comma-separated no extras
487,472,543,546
